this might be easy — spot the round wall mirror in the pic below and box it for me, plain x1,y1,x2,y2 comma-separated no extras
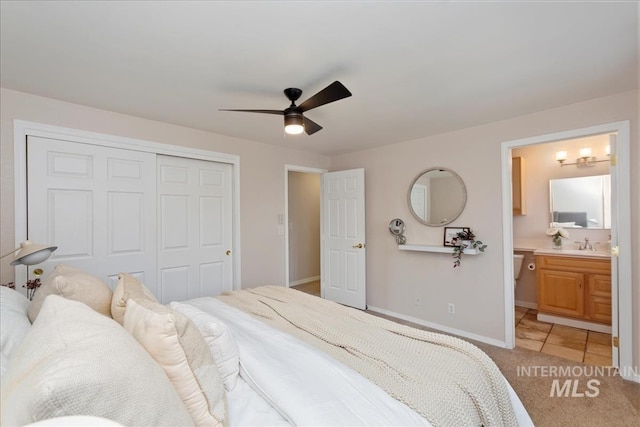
407,167,467,226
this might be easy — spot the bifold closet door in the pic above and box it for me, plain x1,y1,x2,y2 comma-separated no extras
157,155,233,303
26,136,157,291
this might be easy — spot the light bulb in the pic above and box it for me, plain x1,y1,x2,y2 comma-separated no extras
285,124,304,135
579,147,592,158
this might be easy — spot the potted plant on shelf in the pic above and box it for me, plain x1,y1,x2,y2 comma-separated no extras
451,229,487,268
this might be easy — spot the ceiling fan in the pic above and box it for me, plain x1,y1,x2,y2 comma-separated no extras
220,81,352,136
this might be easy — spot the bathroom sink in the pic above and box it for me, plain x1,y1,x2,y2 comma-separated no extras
533,248,610,259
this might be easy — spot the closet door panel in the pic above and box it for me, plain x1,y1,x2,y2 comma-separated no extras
27,136,157,292
157,155,233,303
26,136,233,302
48,189,93,258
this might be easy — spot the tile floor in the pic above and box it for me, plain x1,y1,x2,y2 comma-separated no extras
515,306,613,366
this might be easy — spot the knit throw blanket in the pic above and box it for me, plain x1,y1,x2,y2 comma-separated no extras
218,286,517,427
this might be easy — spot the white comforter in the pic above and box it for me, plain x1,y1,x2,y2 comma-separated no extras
181,297,533,427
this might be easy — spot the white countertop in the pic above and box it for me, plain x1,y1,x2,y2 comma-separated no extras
533,248,610,259
513,238,610,259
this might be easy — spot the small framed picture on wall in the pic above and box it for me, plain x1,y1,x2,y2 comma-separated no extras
443,227,470,247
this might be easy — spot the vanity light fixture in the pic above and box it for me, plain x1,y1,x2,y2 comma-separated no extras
555,147,610,168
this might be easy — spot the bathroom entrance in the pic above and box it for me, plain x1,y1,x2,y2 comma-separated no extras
502,121,633,380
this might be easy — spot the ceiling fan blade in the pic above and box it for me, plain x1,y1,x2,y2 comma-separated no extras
303,116,323,135
298,81,352,112
219,109,284,115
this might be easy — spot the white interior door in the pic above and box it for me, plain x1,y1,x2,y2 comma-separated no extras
322,168,366,309
26,136,157,291
410,184,428,222
157,155,233,303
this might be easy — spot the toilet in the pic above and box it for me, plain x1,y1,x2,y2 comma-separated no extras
513,254,525,289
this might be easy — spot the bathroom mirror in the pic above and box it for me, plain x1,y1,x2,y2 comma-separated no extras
408,167,467,226
549,174,611,229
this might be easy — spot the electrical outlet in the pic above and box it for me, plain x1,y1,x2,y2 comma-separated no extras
414,298,422,306
448,303,455,315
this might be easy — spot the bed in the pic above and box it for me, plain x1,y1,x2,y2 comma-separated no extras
1,265,533,426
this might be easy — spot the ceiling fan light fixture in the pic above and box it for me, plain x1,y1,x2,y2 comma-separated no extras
284,115,304,135
220,81,351,136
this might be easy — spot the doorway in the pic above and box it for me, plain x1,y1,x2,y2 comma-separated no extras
501,121,633,381
284,165,326,296
285,165,367,309
511,133,613,365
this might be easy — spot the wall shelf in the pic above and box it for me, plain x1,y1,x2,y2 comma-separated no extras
398,244,479,255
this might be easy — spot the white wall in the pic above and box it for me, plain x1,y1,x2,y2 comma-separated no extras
0,88,330,288
330,91,638,368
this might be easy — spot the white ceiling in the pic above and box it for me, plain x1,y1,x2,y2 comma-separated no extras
1,1,637,156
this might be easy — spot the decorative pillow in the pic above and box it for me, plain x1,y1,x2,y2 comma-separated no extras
1,295,193,427
0,287,31,358
27,264,112,322
170,301,240,391
23,415,124,426
124,298,226,427
111,273,157,325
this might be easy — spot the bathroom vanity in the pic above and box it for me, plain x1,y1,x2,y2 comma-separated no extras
535,250,611,326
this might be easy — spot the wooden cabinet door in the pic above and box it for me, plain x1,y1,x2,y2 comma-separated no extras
588,274,612,323
512,157,526,216
537,269,585,317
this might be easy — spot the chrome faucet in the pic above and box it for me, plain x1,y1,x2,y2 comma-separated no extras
575,237,598,251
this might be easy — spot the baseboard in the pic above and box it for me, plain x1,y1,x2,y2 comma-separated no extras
367,306,507,349
514,300,537,310
537,313,612,334
289,276,320,287
619,369,640,383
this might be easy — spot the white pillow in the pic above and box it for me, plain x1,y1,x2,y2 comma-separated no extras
170,301,240,391
124,298,227,427
24,416,124,426
0,286,29,313
0,287,31,358
1,295,194,427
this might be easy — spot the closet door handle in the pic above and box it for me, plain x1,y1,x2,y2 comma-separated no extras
226,250,231,256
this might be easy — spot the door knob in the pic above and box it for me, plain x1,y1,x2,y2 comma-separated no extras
226,250,231,256
353,243,364,249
